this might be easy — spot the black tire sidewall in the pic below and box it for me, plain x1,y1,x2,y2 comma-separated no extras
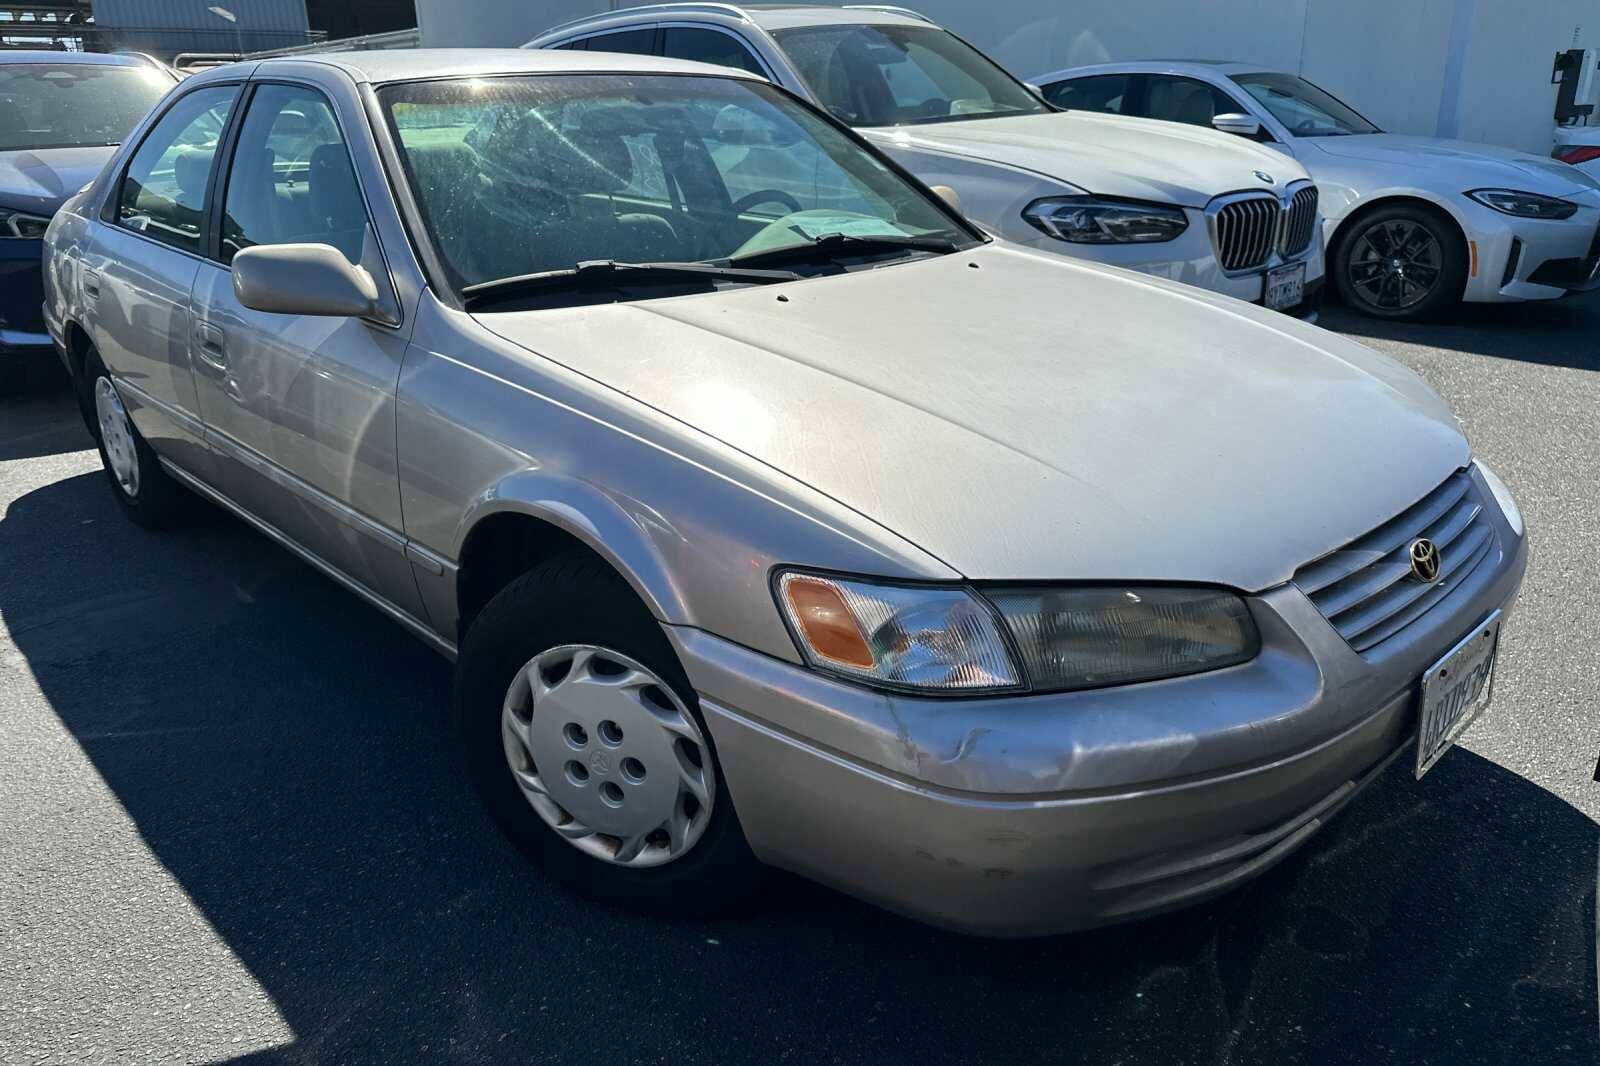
1333,205,1467,320
454,553,760,913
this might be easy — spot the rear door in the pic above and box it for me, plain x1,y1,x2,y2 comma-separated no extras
188,76,422,617
82,82,240,478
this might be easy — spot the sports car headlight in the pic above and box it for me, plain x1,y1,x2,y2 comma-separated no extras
0,209,51,239
1466,189,1578,220
1023,195,1189,243
775,572,1020,692
1473,460,1523,537
985,586,1259,692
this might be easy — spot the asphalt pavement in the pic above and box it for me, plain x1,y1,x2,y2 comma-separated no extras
1,295,1596,1065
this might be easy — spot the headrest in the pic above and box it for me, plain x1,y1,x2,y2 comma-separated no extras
172,148,210,202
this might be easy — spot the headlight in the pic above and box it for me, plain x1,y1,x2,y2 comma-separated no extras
987,586,1259,691
775,571,1020,693
1473,460,1523,537
0,209,51,239
1466,189,1578,220
775,571,1260,695
1023,195,1189,244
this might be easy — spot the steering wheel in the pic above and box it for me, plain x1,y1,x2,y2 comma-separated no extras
730,189,804,216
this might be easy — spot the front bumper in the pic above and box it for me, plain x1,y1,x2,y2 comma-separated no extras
0,237,50,355
669,484,1527,936
1456,194,1600,302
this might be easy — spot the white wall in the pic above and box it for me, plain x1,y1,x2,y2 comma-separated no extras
417,0,1600,153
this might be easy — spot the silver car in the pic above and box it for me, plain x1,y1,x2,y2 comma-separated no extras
43,49,1527,936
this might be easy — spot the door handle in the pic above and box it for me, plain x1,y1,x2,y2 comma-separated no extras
82,269,100,299
193,321,228,372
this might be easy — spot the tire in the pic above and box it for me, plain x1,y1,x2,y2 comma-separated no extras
1332,203,1467,320
83,350,190,529
455,551,763,915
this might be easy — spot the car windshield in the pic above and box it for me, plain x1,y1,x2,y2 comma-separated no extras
771,23,1050,127
379,73,976,301
0,63,173,151
1230,72,1379,137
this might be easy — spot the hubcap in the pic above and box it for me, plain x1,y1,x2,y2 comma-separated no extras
1348,219,1443,311
94,377,140,498
501,645,715,868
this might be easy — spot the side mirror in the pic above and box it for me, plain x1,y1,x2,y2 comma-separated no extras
232,243,381,318
929,184,963,214
1211,112,1262,138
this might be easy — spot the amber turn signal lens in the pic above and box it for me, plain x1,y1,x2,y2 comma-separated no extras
782,576,874,668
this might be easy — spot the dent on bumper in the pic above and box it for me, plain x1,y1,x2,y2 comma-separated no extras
670,518,1526,935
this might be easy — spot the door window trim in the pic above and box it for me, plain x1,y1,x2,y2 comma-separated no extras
99,80,245,263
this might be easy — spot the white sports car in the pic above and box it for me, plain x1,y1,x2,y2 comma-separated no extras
1033,61,1600,319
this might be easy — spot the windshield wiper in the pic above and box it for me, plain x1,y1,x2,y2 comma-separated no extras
728,231,965,269
462,259,801,310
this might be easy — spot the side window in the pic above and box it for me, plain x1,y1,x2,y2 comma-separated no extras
1041,74,1133,115
659,27,766,76
1144,76,1245,128
554,39,587,50
578,28,659,56
220,83,367,265
115,85,237,254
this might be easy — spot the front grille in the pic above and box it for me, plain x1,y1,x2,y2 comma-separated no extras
1293,471,1497,653
1281,185,1318,256
1213,194,1279,271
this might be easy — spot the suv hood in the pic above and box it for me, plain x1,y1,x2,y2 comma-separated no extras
478,246,1467,590
0,145,116,218
1309,134,1600,196
862,111,1302,208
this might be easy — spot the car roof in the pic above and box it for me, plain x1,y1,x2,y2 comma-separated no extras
532,3,933,43
237,47,768,86
0,50,163,68
1033,59,1264,83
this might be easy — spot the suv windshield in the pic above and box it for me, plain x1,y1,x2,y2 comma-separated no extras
1230,72,1379,137
772,24,1049,127
379,73,976,300
0,63,173,151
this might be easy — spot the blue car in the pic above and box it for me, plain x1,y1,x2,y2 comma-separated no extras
1,51,173,389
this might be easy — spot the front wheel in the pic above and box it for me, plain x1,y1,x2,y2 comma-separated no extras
1332,205,1466,320
455,551,763,914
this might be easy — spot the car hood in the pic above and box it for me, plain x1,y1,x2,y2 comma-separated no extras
477,246,1468,590
1309,134,1600,196
0,145,116,218
861,111,1301,208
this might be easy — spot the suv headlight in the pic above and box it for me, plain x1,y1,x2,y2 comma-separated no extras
775,572,1259,695
0,209,51,239
1023,195,1189,244
1466,189,1578,220
1473,460,1523,537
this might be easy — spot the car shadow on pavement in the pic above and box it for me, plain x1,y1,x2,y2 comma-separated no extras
1320,290,1600,371
1,470,1594,1066
0,378,92,463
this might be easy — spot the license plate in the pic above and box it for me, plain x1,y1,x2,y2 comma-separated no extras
1415,612,1502,779
1264,263,1306,311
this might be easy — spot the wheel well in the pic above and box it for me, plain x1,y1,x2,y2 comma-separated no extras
1330,196,1469,265
454,512,614,642
64,321,92,380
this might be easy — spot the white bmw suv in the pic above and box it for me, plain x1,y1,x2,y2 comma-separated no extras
527,4,1326,318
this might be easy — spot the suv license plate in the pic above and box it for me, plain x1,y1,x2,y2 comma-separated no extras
1415,612,1502,779
1264,263,1306,311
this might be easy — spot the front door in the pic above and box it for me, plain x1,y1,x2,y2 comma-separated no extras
189,79,421,618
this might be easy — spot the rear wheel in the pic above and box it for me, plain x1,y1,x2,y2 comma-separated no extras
84,350,189,528
1333,204,1466,320
455,551,763,913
